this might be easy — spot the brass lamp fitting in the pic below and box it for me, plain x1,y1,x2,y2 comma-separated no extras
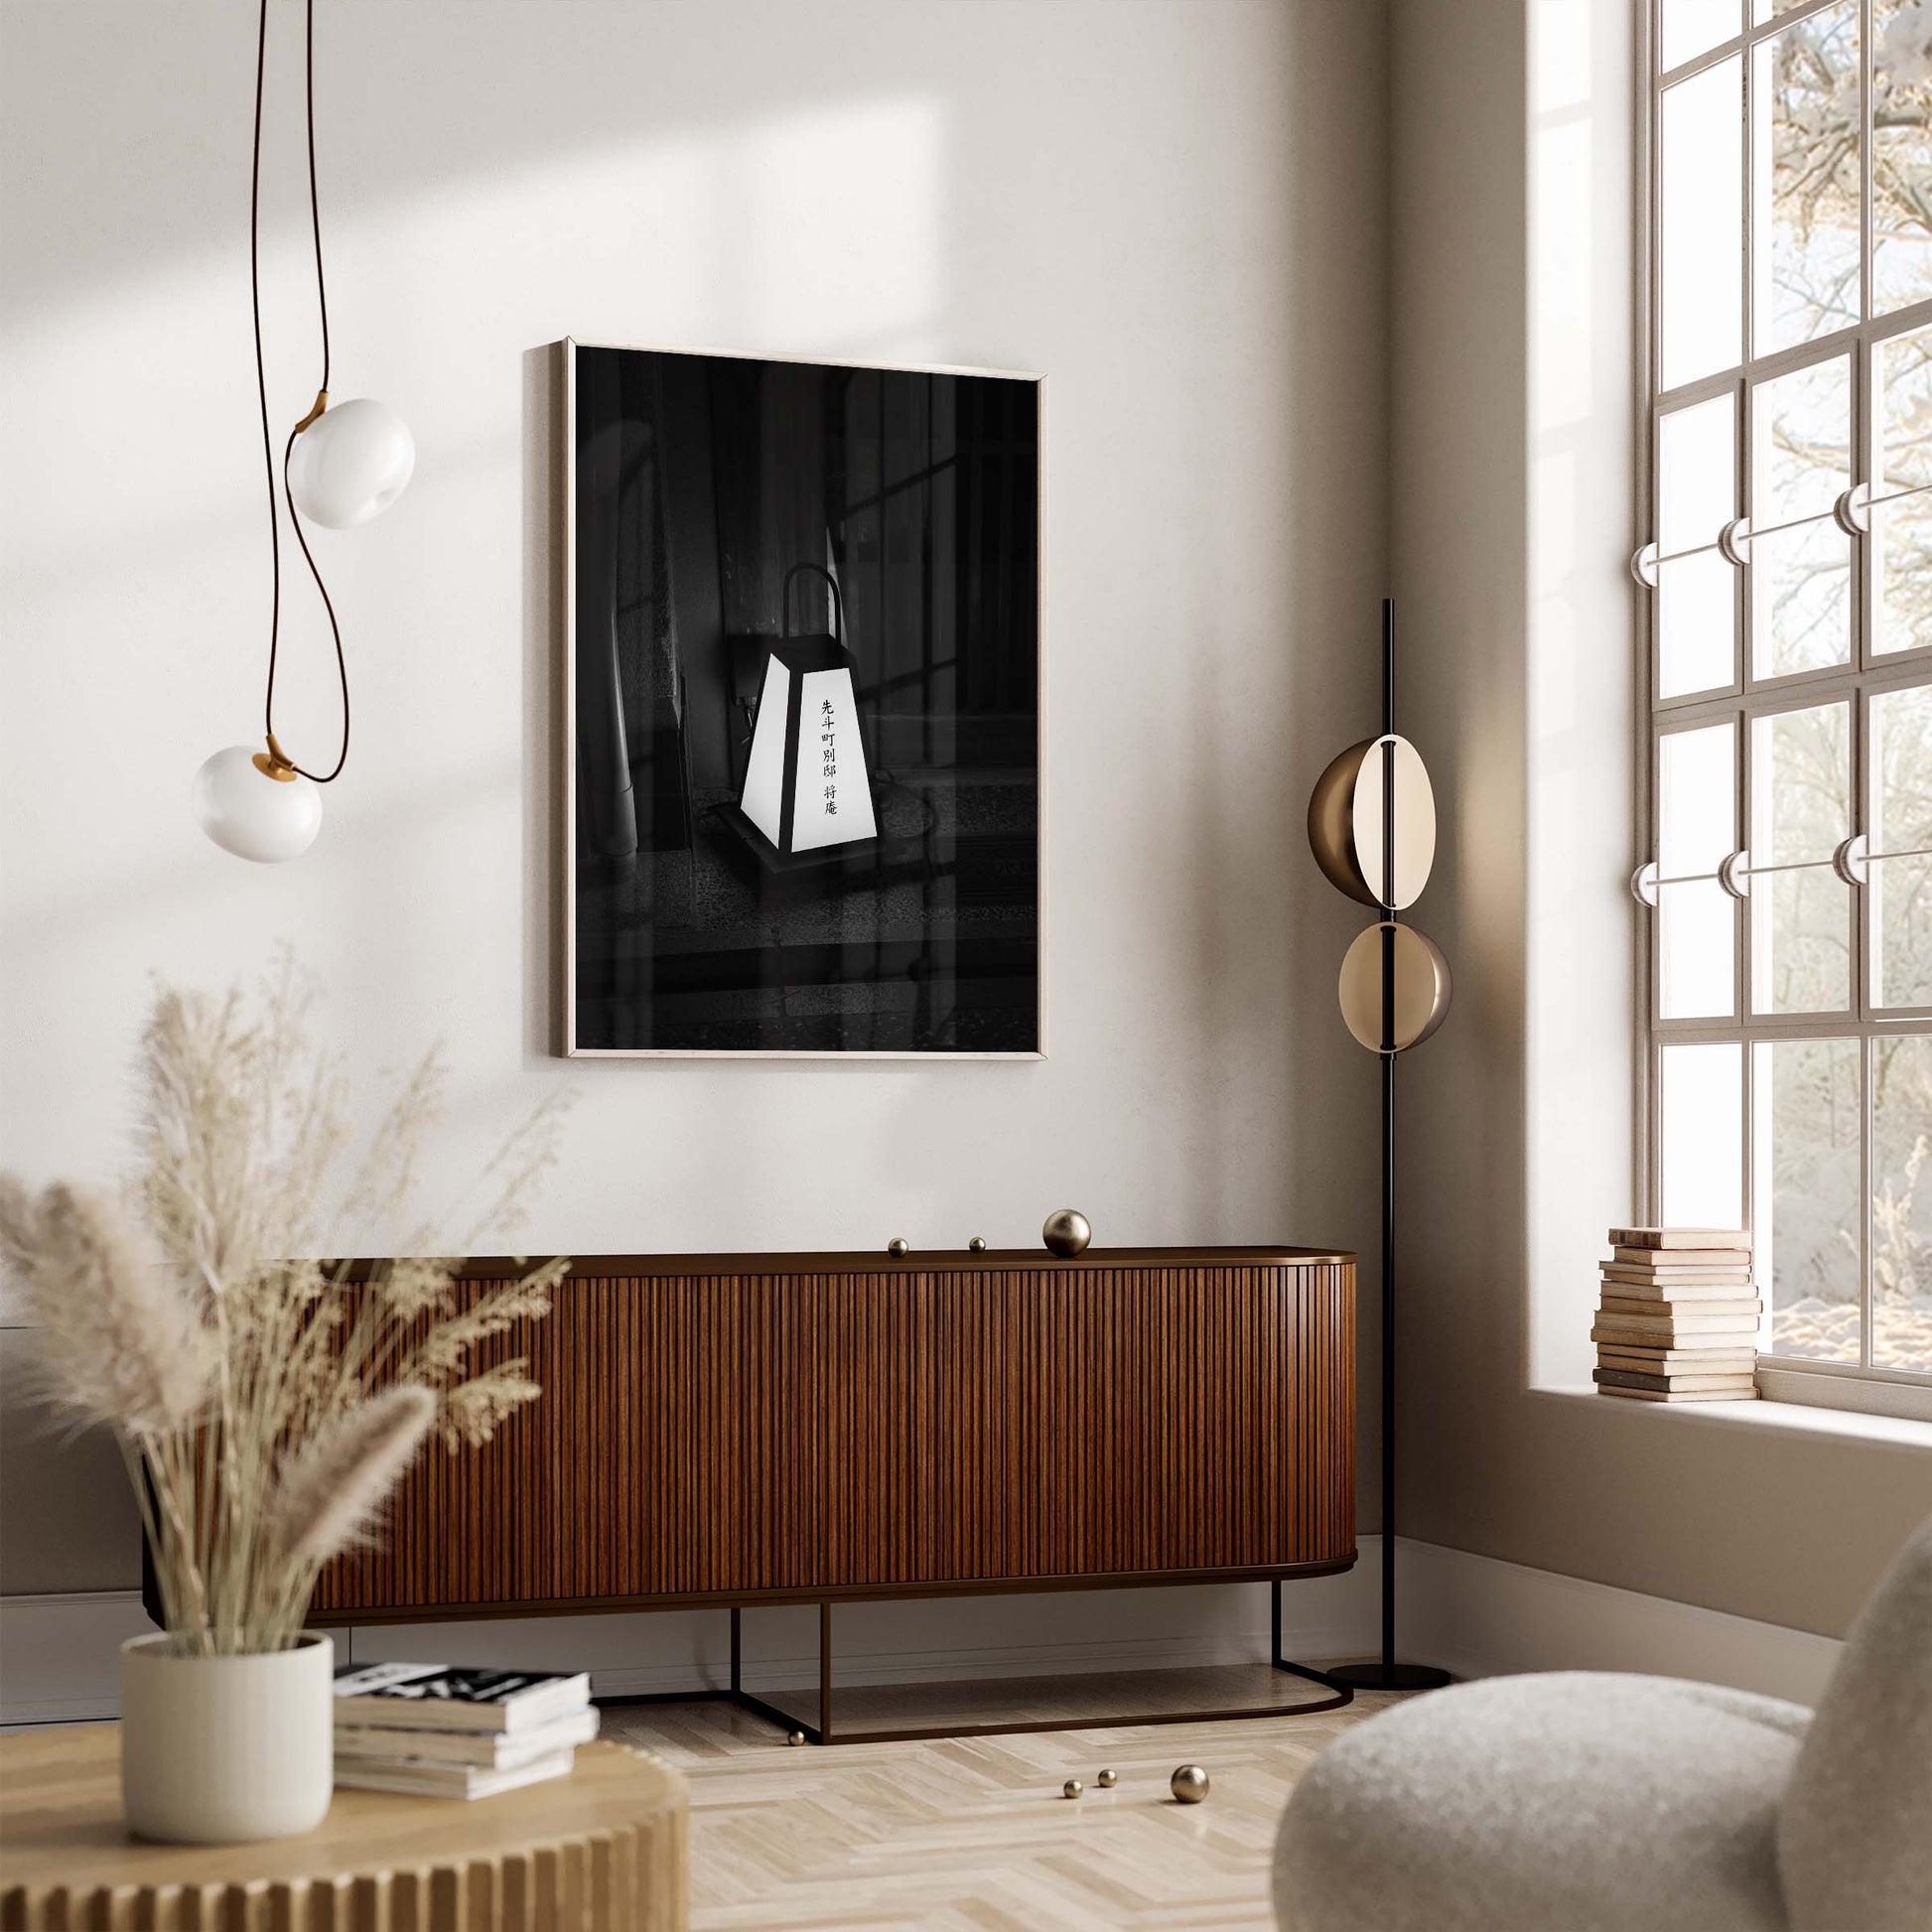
252,733,301,782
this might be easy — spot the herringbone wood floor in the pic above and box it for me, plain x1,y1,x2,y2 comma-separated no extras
604,1665,1398,1931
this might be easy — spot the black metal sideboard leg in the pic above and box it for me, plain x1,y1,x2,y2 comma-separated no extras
601,1574,1353,1742
1272,1578,1355,1712
710,1602,821,1741
819,1602,834,1743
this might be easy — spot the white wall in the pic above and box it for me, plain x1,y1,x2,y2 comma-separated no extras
0,0,1391,1596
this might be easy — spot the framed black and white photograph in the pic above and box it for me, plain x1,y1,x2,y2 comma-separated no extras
562,341,1043,1057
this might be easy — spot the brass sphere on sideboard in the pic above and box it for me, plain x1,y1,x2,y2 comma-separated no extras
888,1237,909,1258
1170,1763,1209,1804
969,1236,987,1253
1042,1209,1091,1258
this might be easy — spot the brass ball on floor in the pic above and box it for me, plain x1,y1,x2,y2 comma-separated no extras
1062,1778,1084,1799
1042,1208,1091,1257
786,1729,806,1746
1171,1763,1209,1804
888,1238,909,1257
1096,1767,1118,1788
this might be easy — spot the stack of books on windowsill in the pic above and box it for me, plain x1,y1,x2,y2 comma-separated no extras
1591,1227,1760,1404
332,1662,599,1799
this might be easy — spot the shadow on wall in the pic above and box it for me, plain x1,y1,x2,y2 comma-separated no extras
0,1336,139,1595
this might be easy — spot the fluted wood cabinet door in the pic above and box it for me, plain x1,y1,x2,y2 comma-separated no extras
310,1249,1355,1619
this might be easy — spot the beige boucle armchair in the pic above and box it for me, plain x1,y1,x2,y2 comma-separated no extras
1273,1512,1932,1932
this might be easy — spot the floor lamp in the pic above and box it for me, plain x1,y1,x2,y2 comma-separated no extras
1306,599,1453,1693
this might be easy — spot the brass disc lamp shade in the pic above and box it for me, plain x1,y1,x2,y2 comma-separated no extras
1308,735,1438,910
1307,600,1453,1696
1337,923,1451,1053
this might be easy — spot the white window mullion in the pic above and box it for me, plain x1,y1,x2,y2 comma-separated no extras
1862,0,1874,332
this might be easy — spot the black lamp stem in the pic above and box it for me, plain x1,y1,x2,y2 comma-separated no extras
1381,594,1397,1673
1382,596,1394,740
1325,598,1453,1696
1380,1041,1397,1671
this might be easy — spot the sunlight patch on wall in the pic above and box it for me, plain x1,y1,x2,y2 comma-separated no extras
1526,0,1638,1390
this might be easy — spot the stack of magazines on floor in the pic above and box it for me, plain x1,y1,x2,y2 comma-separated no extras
1592,1225,1761,1403
333,1662,599,1798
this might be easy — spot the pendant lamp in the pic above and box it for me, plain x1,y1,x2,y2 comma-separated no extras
193,0,413,864
1306,599,1453,1694
285,398,415,530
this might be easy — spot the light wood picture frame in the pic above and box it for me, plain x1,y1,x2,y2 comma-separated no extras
560,339,1043,1058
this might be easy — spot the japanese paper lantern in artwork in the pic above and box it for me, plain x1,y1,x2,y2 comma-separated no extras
738,564,878,860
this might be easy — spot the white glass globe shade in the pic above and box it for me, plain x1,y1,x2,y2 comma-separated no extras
286,397,414,528
191,746,323,863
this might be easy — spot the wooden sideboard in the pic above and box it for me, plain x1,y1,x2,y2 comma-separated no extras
309,1247,1355,1618
298,1247,1357,1739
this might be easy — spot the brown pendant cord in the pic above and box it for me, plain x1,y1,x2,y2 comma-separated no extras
253,0,348,783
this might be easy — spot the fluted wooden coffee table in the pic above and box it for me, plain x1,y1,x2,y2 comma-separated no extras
0,1728,686,1930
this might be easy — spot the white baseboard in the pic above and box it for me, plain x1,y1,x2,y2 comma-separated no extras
0,1589,156,1725
0,1565,1376,1725
1398,1538,1843,1706
0,1535,1844,1725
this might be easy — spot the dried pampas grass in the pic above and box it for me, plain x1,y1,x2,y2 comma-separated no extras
275,1387,437,1567
0,1179,210,1434
0,954,572,1657
437,1358,547,1450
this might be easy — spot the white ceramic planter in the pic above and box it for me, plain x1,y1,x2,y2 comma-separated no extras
120,1631,334,1843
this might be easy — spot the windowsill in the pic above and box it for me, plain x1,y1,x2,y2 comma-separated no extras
1532,1383,1932,1449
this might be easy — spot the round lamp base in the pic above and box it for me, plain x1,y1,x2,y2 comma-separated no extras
1323,1661,1454,1693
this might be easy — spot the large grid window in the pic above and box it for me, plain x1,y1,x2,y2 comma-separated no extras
1640,0,1932,1402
